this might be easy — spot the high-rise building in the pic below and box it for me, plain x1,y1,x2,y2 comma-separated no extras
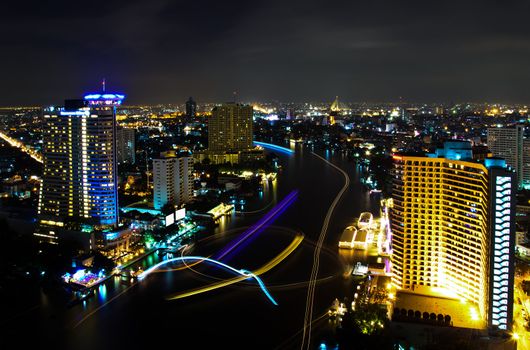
202,103,262,164
208,103,253,152
186,97,197,118
36,93,123,245
117,128,135,164
153,150,193,210
523,138,530,189
391,141,516,330
487,125,524,187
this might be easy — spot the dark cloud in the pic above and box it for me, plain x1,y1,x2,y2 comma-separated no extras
1,0,530,105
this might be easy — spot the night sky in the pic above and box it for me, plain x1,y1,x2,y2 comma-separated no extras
2,0,530,105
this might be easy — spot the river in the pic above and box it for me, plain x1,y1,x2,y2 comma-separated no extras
3,144,382,349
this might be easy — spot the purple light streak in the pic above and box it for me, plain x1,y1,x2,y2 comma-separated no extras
215,190,299,262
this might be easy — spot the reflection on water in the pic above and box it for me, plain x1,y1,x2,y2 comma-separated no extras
97,285,107,303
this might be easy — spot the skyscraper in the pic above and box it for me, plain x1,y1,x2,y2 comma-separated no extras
391,141,516,330
153,150,193,210
487,125,524,187
35,93,123,245
186,97,197,118
117,127,135,164
523,138,530,189
208,103,253,152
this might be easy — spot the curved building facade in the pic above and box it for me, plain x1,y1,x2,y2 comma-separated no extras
391,141,516,330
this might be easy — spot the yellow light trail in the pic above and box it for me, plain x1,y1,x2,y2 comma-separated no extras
166,234,304,300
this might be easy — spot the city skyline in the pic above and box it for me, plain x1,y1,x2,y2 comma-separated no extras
2,1,530,349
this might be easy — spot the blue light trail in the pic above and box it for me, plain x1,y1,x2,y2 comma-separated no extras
137,256,278,305
254,141,294,155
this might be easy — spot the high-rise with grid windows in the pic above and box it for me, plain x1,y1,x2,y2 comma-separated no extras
391,141,516,330
35,93,123,245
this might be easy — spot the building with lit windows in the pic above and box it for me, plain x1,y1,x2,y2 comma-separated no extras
523,138,530,189
35,93,123,245
209,103,253,152
487,125,524,187
203,103,263,164
391,141,516,330
153,150,193,210
117,127,135,164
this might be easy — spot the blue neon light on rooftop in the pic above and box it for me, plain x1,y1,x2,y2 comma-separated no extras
84,93,125,100
254,141,294,154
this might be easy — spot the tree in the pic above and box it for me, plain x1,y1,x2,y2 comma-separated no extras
161,202,175,215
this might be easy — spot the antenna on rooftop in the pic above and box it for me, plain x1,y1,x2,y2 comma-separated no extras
102,78,106,92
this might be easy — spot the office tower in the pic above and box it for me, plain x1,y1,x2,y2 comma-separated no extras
186,97,197,118
117,128,135,164
153,150,193,210
487,125,523,187
208,103,253,152
391,141,516,330
36,93,123,244
523,138,530,189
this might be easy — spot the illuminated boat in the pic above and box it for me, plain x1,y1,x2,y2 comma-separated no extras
339,226,357,249
352,262,368,276
358,212,373,229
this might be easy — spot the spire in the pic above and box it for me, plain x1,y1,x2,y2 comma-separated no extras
331,96,340,112
102,78,106,92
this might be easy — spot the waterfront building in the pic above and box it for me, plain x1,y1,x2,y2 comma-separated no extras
153,150,193,210
35,93,123,245
116,128,135,164
206,103,262,164
487,125,524,187
209,103,253,152
391,141,516,330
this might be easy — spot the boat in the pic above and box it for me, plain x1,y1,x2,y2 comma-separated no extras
339,226,357,249
358,212,373,229
130,267,144,278
67,288,95,307
352,262,368,277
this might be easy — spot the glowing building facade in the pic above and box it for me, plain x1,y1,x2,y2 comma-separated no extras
36,93,123,244
391,141,516,330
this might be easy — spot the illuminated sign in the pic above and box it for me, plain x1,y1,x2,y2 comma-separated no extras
165,213,175,226
175,208,186,221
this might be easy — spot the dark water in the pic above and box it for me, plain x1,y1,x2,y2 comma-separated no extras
2,145,382,349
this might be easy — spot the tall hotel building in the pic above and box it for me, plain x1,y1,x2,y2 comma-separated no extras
391,141,516,330
153,150,193,210
202,103,263,164
208,103,253,152
487,125,524,187
35,93,123,244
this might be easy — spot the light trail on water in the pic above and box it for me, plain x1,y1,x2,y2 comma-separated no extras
215,190,299,261
138,256,282,305
300,152,350,350
254,141,294,155
166,234,304,301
